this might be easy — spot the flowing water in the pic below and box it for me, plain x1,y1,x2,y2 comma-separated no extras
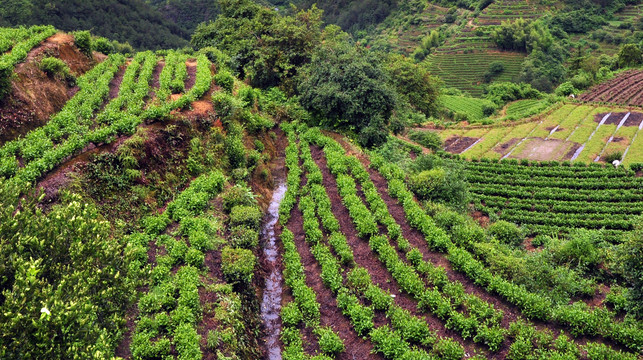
261,182,287,360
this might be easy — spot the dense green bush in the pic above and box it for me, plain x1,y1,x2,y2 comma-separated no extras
39,56,72,80
407,130,442,151
222,184,257,213
221,247,256,283
488,220,523,247
73,30,92,56
229,205,262,230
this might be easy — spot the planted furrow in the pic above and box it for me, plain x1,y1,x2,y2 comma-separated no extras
309,143,478,355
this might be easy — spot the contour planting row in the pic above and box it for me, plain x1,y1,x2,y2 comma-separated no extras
0,25,57,94
288,126,471,359
367,153,643,353
0,53,212,190
308,129,643,358
0,53,125,179
305,129,552,356
579,70,643,104
126,170,242,359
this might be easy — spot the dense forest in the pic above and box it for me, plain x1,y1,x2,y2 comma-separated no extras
0,0,188,49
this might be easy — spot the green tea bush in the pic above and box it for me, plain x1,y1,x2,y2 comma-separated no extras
73,30,92,56
221,247,256,283
281,302,303,327
315,327,345,355
214,69,234,92
222,184,257,213
488,220,523,247
407,130,442,151
229,205,262,230
39,57,71,80
229,226,259,249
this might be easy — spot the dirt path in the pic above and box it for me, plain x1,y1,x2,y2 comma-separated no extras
310,145,481,356
185,59,197,92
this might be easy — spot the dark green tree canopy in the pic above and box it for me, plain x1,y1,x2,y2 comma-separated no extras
191,0,323,91
298,44,396,134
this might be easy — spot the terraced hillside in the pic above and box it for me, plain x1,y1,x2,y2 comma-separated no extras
475,0,544,26
579,69,643,106
271,125,642,359
426,51,525,96
436,104,643,165
468,160,643,242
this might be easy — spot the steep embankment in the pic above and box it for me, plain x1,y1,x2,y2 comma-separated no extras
0,33,95,144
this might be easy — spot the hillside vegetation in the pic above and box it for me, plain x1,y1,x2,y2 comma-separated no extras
0,1,643,359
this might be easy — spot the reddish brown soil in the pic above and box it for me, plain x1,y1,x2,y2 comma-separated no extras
444,136,461,149
471,210,490,228
562,143,582,161
447,137,480,154
36,136,127,204
185,59,197,91
0,32,95,144
310,145,482,357
604,112,628,125
623,112,643,127
583,285,609,309
493,138,520,155
108,65,127,100
546,126,564,133
580,70,643,104
151,61,164,89
288,203,377,359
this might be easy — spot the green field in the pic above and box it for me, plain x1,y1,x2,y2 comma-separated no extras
441,95,496,120
426,52,525,97
437,104,643,164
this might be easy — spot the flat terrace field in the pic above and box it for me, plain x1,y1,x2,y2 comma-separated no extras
474,0,546,26
436,104,643,164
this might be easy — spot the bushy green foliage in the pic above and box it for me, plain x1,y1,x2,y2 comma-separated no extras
488,220,523,247
0,189,133,359
315,326,345,355
281,302,303,327
39,56,71,79
407,130,442,151
214,69,234,93
229,205,262,230
620,218,643,319
298,43,396,148
73,30,92,56
221,247,256,283
485,81,542,106
229,226,259,249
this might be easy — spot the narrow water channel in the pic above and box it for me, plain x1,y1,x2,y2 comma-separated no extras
261,182,287,360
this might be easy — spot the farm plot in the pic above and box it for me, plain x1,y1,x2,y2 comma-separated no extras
579,69,643,106
426,52,525,97
467,160,643,243
475,0,544,26
441,95,496,121
439,104,643,163
278,126,642,359
0,50,213,190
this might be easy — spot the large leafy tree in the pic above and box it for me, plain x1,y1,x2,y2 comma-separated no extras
298,43,396,147
385,54,440,117
191,0,323,92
